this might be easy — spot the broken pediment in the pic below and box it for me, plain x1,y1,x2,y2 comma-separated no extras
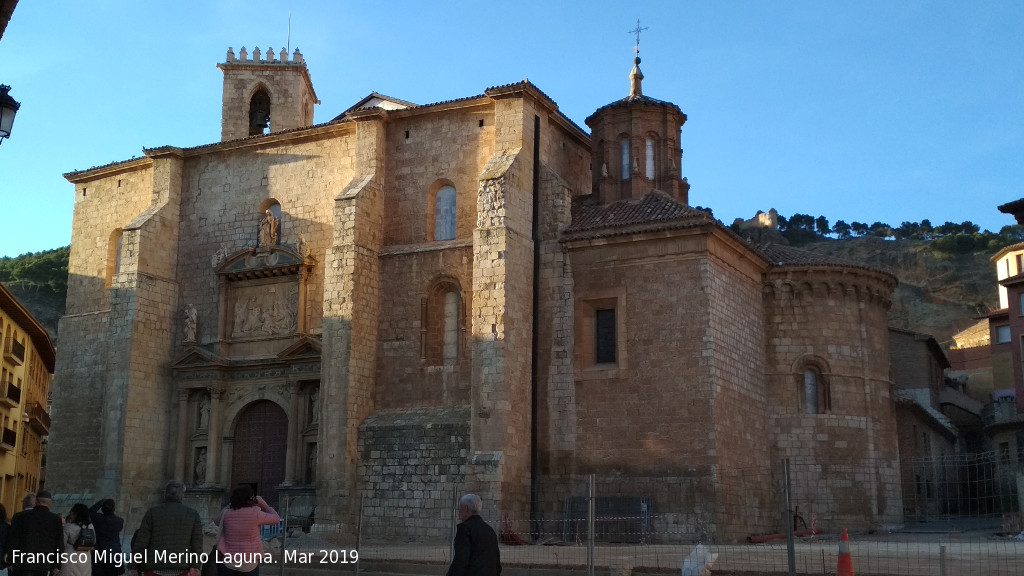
216,244,315,281
172,347,228,369
278,335,322,360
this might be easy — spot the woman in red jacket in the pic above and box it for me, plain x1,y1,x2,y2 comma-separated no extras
213,486,280,576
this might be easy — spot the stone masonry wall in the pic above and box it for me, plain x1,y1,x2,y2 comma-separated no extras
357,407,470,541
567,232,716,475
764,268,902,530
376,246,474,411
176,127,356,346
703,234,774,539
382,104,492,246
65,163,153,314
318,115,385,525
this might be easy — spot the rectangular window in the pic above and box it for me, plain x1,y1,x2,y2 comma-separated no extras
997,325,1012,344
1019,293,1024,316
595,308,617,364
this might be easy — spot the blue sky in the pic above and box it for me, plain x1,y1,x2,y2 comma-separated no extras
1,1,1022,257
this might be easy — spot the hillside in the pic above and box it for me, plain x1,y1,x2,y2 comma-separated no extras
798,237,997,346
0,238,1003,350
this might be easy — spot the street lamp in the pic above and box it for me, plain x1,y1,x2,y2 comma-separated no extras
0,84,21,146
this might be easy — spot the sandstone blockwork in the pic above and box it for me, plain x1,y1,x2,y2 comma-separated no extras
47,52,903,541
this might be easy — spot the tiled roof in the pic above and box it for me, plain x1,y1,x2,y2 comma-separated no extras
563,190,711,239
586,93,683,125
755,242,880,271
895,390,959,438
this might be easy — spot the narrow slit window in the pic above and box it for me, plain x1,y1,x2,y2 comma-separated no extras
621,139,630,181
595,308,617,364
645,137,655,179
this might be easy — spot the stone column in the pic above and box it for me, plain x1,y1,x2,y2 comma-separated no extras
298,265,309,333
175,388,190,482
284,382,301,484
205,386,225,486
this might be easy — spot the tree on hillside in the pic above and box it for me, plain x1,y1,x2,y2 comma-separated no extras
850,221,869,237
833,220,852,239
0,247,70,293
869,222,894,238
815,216,830,237
895,221,919,240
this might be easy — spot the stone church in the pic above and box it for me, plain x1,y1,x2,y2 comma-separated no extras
48,45,902,540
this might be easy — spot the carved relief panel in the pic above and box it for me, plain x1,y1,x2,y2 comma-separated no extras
230,283,299,339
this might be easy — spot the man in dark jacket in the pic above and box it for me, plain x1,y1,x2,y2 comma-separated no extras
133,480,203,576
89,498,125,576
6,490,64,576
446,494,501,576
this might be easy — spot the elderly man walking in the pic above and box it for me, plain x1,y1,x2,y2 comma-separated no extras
446,494,501,576
133,481,204,576
5,490,63,576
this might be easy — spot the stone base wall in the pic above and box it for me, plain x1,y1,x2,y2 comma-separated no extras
356,407,470,541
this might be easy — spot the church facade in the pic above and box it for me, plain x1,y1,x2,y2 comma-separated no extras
47,47,902,540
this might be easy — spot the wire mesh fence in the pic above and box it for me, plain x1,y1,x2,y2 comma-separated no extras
263,453,1024,575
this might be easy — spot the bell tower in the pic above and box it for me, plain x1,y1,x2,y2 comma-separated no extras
217,46,320,142
585,55,689,205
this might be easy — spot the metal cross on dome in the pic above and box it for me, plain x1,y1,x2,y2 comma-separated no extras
629,19,649,54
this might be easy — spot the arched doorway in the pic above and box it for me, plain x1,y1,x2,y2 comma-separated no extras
230,400,287,507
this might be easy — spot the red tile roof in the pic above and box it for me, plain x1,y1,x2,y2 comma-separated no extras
562,190,712,239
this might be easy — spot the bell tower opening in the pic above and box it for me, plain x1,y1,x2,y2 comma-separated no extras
248,88,271,136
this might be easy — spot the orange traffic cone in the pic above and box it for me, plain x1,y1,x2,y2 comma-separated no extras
836,529,855,576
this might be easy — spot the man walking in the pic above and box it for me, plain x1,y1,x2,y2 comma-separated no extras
446,494,501,576
5,490,63,576
132,481,203,576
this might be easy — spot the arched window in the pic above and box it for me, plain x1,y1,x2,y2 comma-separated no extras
645,137,656,179
442,291,459,364
620,139,630,181
803,367,831,414
422,280,462,365
106,229,123,287
434,185,456,241
249,88,271,136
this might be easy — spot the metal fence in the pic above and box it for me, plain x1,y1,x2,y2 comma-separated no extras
265,454,1024,575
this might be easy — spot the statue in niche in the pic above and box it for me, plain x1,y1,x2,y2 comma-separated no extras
305,444,317,483
197,394,209,430
601,162,608,178
193,447,207,485
309,389,319,423
183,304,197,343
258,209,279,247
296,234,309,259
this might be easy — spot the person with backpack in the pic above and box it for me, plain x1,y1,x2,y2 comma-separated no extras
62,503,94,576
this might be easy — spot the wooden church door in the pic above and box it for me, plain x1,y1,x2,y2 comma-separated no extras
230,400,288,507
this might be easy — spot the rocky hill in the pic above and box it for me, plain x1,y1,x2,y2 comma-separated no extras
798,237,997,346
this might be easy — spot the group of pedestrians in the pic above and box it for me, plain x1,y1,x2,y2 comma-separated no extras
0,491,125,576
0,482,502,576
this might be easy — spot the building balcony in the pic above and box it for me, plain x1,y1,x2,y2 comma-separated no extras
26,402,50,435
3,338,25,366
0,427,16,452
2,381,20,407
